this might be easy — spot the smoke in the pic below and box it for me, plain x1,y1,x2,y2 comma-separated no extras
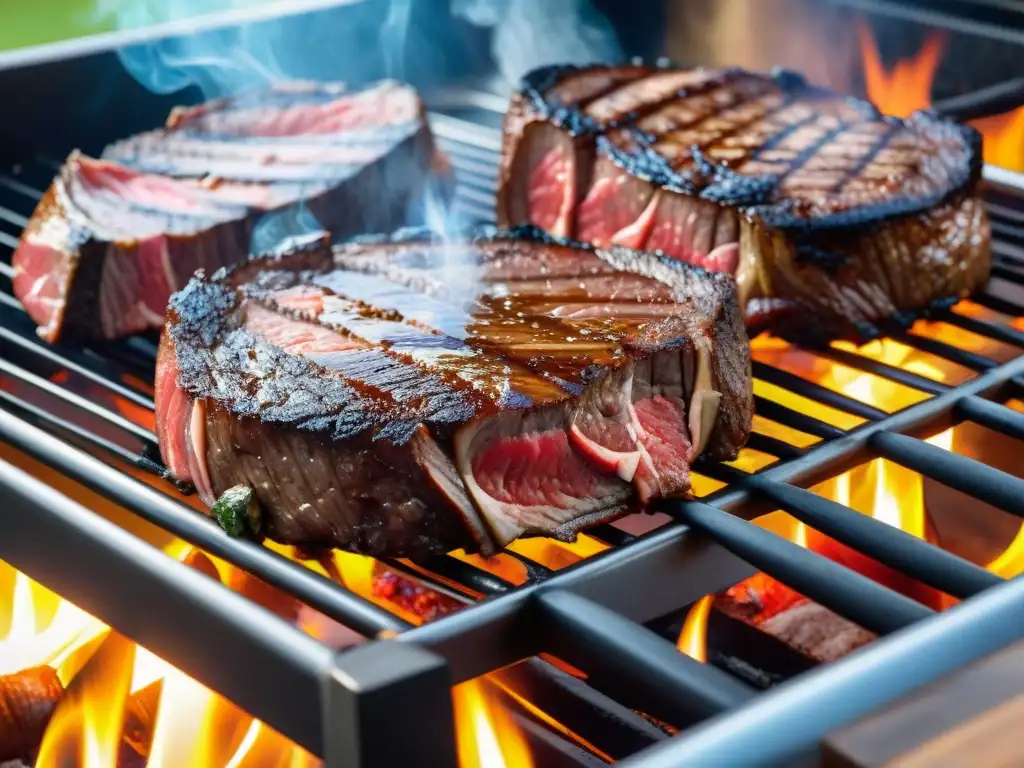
98,0,622,253
453,0,622,85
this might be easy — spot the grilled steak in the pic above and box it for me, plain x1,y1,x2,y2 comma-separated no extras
13,81,439,342
155,228,752,558
498,64,991,339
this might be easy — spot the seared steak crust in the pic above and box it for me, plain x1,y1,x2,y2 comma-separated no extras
157,228,752,558
498,63,991,339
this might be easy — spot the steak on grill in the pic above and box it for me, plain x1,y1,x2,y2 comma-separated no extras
155,229,752,558
13,80,439,343
498,64,991,340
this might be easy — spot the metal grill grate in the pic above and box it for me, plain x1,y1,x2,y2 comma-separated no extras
4,99,1024,766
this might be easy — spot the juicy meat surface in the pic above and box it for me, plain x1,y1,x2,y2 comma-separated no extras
13,80,438,342
156,229,752,558
498,64,991,340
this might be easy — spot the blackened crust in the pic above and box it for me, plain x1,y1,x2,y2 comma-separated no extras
505,62,983,231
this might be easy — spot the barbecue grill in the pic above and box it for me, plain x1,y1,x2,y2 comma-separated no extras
3,2,1024,766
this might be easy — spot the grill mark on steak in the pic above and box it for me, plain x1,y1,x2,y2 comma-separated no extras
582,69,741,126
157,228,752,556
500,64,989,340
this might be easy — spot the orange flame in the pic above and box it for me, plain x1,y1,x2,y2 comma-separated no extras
677,596,713,663
35,633,135,768
858,18,1024,171
4,546,315,768
678,313,1013,658
453,679,533,768
858,20,945,117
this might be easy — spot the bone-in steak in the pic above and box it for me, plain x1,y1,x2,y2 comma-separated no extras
155,229,752,558
13,81,438,342
498,64,991,340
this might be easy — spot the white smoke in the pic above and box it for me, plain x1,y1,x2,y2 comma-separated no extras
453,0,622,85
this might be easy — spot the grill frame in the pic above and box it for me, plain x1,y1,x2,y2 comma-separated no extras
3,18,1024,765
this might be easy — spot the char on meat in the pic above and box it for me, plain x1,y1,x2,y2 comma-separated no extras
498,64,991,340
13,80,439,342
155,229,752,558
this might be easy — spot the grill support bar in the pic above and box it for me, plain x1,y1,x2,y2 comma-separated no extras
0,459,335,757
619,569,1024,767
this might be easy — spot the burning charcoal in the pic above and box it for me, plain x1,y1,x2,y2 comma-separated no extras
371,569,462,623
758,602,875,663
0,666,64,762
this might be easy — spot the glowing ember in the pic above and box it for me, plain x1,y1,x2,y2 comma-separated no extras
858,18,1024,171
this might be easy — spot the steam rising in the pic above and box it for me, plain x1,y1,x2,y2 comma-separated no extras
102,0,622,255
453,0,622,84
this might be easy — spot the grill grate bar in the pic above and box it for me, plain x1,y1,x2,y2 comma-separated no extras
976,290,1024,316
806,344,949,394
0,409,406,636
745,433,804,460
1,320,155,410
695,462,751,485
1,357,157,446
0,232,18,252
751,396,845,440
870,431,1024,518
0,174,45,200
2,389,162,474
893,331,998,371
674,501,935,635
0,206,29,229
745,476,1002,599
417,554,515,595
536,590,757,727
752,361,888,421
955,395,1024,440
992,262,1024,284
937,308,1024,347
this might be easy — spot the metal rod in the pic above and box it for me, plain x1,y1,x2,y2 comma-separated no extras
993,262,1024,285
0,459,334,757
955,395,1024,441
870,431,1024,518
976,290,1024,318
1,390,163,475
0,409,405,636
535,590,757,727
618,571,1024,767
746,433,804,460
418,555,516,595
893,331,997,371
671,502,935,635
753,362,887,421
493,658,668,760
745,476,1002,599
0,321,155,409
1,357,156,446
936,308,1024,348
931,77,1024,122
752,395,844,440
808,344,948,394
403,355,1024,682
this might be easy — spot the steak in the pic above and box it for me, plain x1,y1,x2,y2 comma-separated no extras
497,64,991,340
155,228,752,558
13,80,439,342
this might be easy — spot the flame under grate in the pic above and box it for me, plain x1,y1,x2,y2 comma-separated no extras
3,98,1024,767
